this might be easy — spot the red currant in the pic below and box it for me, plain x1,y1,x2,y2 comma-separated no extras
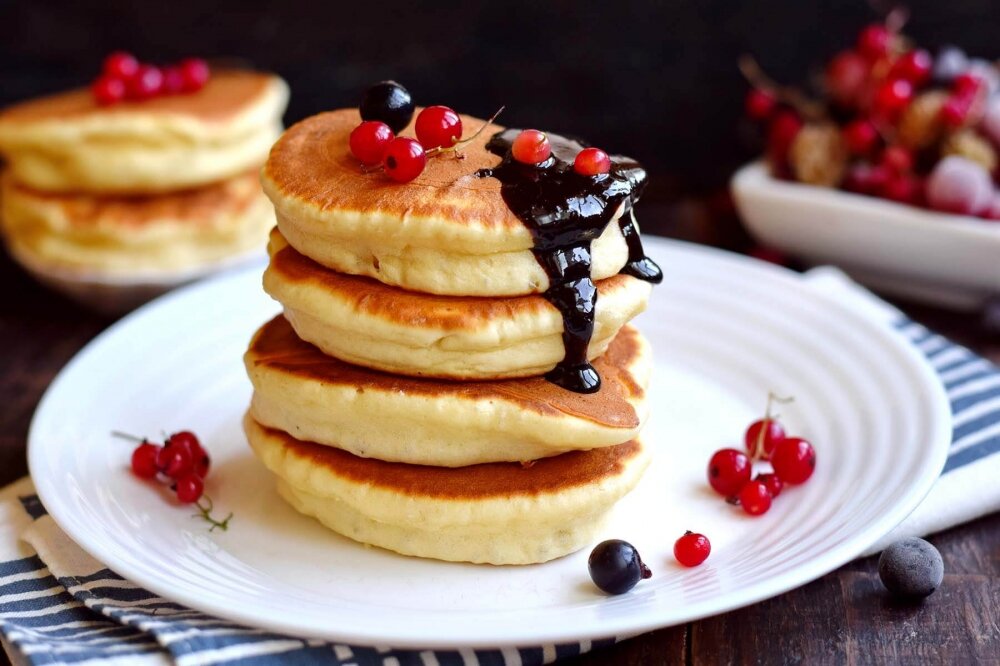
511,129,551,164
92,76,126,106
162,66,185,94
707,448,752,497
953,73,983,98
350,121,394,165
744,418,786,459
771,437,816,484
744,88,776,121
873,79,913,120
415,105,462,150
156,444,194,479
167,431,210,477
756,473,783,499
857,24,891,60
738,480,772,516
842,119,879,156
767,110,802,163
573,147,611,176
883,174,923,205
127,65,164,100
843,163,891,196
174,474,204,504
102,51,139,80
673,531,711,567
890,50,932,86
881,145,913,173
382,137,427,183
825,50,869,106
179,58,210,93
941,95,972,128
130,442,161,479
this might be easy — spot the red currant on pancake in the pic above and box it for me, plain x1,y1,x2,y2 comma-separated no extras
350,121,395,165
92,76,126,106
573,147,611,176
127,64,164,100
673,531,711,567
415,106,462,149
174,474,204,504
382,137,427,183
102,51,139,80
511,129,552,164
771,437,816,484
130,442,161,479
707,448,752,497
179,58,210,93
738,480,773,516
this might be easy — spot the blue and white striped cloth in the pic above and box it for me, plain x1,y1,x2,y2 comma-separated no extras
2,269,998,665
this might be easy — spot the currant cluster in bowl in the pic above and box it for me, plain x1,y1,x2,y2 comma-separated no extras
92,52,210,106
707,394,816,516
743,13,1000,220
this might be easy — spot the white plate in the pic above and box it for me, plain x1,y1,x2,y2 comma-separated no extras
28,237,951,649
732,161,1000,311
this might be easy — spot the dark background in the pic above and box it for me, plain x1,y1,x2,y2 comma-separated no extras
2,0,998,206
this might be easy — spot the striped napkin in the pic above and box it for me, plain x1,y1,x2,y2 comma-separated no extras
1,269,998,665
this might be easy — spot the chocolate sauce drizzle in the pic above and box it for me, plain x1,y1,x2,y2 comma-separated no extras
477,129,662,394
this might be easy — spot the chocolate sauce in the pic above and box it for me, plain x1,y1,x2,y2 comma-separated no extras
478,129,662,394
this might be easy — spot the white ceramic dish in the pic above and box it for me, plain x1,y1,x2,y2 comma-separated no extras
28,237,951,649
732,161,1000,311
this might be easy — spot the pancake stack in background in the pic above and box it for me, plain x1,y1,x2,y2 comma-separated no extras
0,59,289,312
244,103,662,565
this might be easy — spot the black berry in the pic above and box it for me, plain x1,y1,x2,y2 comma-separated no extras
878,537,944,600
588,539,652,595
359,81,414,134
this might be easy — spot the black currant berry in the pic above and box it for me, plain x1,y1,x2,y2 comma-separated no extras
588,539,652,595
360,81,414,134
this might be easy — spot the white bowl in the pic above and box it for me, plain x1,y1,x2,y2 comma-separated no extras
731,161,1000,310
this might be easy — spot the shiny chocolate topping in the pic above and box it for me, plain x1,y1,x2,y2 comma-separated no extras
477,129,661,394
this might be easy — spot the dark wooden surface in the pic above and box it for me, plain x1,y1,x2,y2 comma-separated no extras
1,205,998,665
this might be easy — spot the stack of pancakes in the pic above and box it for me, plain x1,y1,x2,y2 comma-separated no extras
0,70,289,299
244,109,657,565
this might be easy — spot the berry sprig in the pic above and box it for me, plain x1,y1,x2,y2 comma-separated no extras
117,429,232,530
92,52,210,106
706,392,817,517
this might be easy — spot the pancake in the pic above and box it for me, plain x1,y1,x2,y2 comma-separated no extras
263,230,651,379
0,70,288,194
262,108,637,297
0,170,274,274
245,315,650,466
244,414,651,564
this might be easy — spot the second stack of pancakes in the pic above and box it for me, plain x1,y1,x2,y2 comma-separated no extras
245,108,660,565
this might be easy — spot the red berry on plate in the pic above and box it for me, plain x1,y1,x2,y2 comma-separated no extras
873,79,913,120
756,473,784,499
842,119,879,156
941,95,972,128
511,129,552,164
415,105,462,150
102,51,139,80
738,480,773,516
156,443,194,479
771,437,816,484
92,76,126,106
130,442,161,479
744,88,776,121
162,66,185,94
825,50,869,106
127,65,164,100
953,73,983,98
674,531,711,567
179,58,210,93
744,418,785,459
890,50,932,86
573,147,612,176
843,163,890,196
174,474,204,504
883,173,923,206
707,448,752,497
767,110,802,163
167,431,210,477
350,121,395,165
857,24,891,60
382,137,427,183
880,145,913,173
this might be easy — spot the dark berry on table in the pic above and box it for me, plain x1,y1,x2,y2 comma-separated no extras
744,418,785,459
179,58,210,93
756,473,784,499
359,81,414,134
744,88,776,121
382,137,427,183
350,121,395,165
673,531,711,567
92,76,126,106
857,24,891,61
174,474,204,504
707,448,752,497
737,480,772,516
130,442,161,479
588,539,652,595
573,147,612,176
102,51,139,80
415,105,462,150
878,537,944,600
511,129,552,164
771,437,816,484
842,119,879,156
127,65,164,100
156,443,194,479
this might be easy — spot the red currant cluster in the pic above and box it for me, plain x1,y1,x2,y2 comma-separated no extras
123,429,231,530
743,13,1000,220
509,129,613,176
92,52,210,106
706,394,816,517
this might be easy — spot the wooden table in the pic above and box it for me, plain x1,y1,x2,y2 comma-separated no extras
2,231,998,665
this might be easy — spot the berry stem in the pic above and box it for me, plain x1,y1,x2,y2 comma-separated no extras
111,430,146,444
738,55,827,121
193,495,233,532
751,392,794,460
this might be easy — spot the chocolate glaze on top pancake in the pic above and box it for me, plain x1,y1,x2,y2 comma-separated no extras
0,70,276,124
249,315,644,429
253,417,644,499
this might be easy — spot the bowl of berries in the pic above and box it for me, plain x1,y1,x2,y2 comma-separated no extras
731,14,1000,310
